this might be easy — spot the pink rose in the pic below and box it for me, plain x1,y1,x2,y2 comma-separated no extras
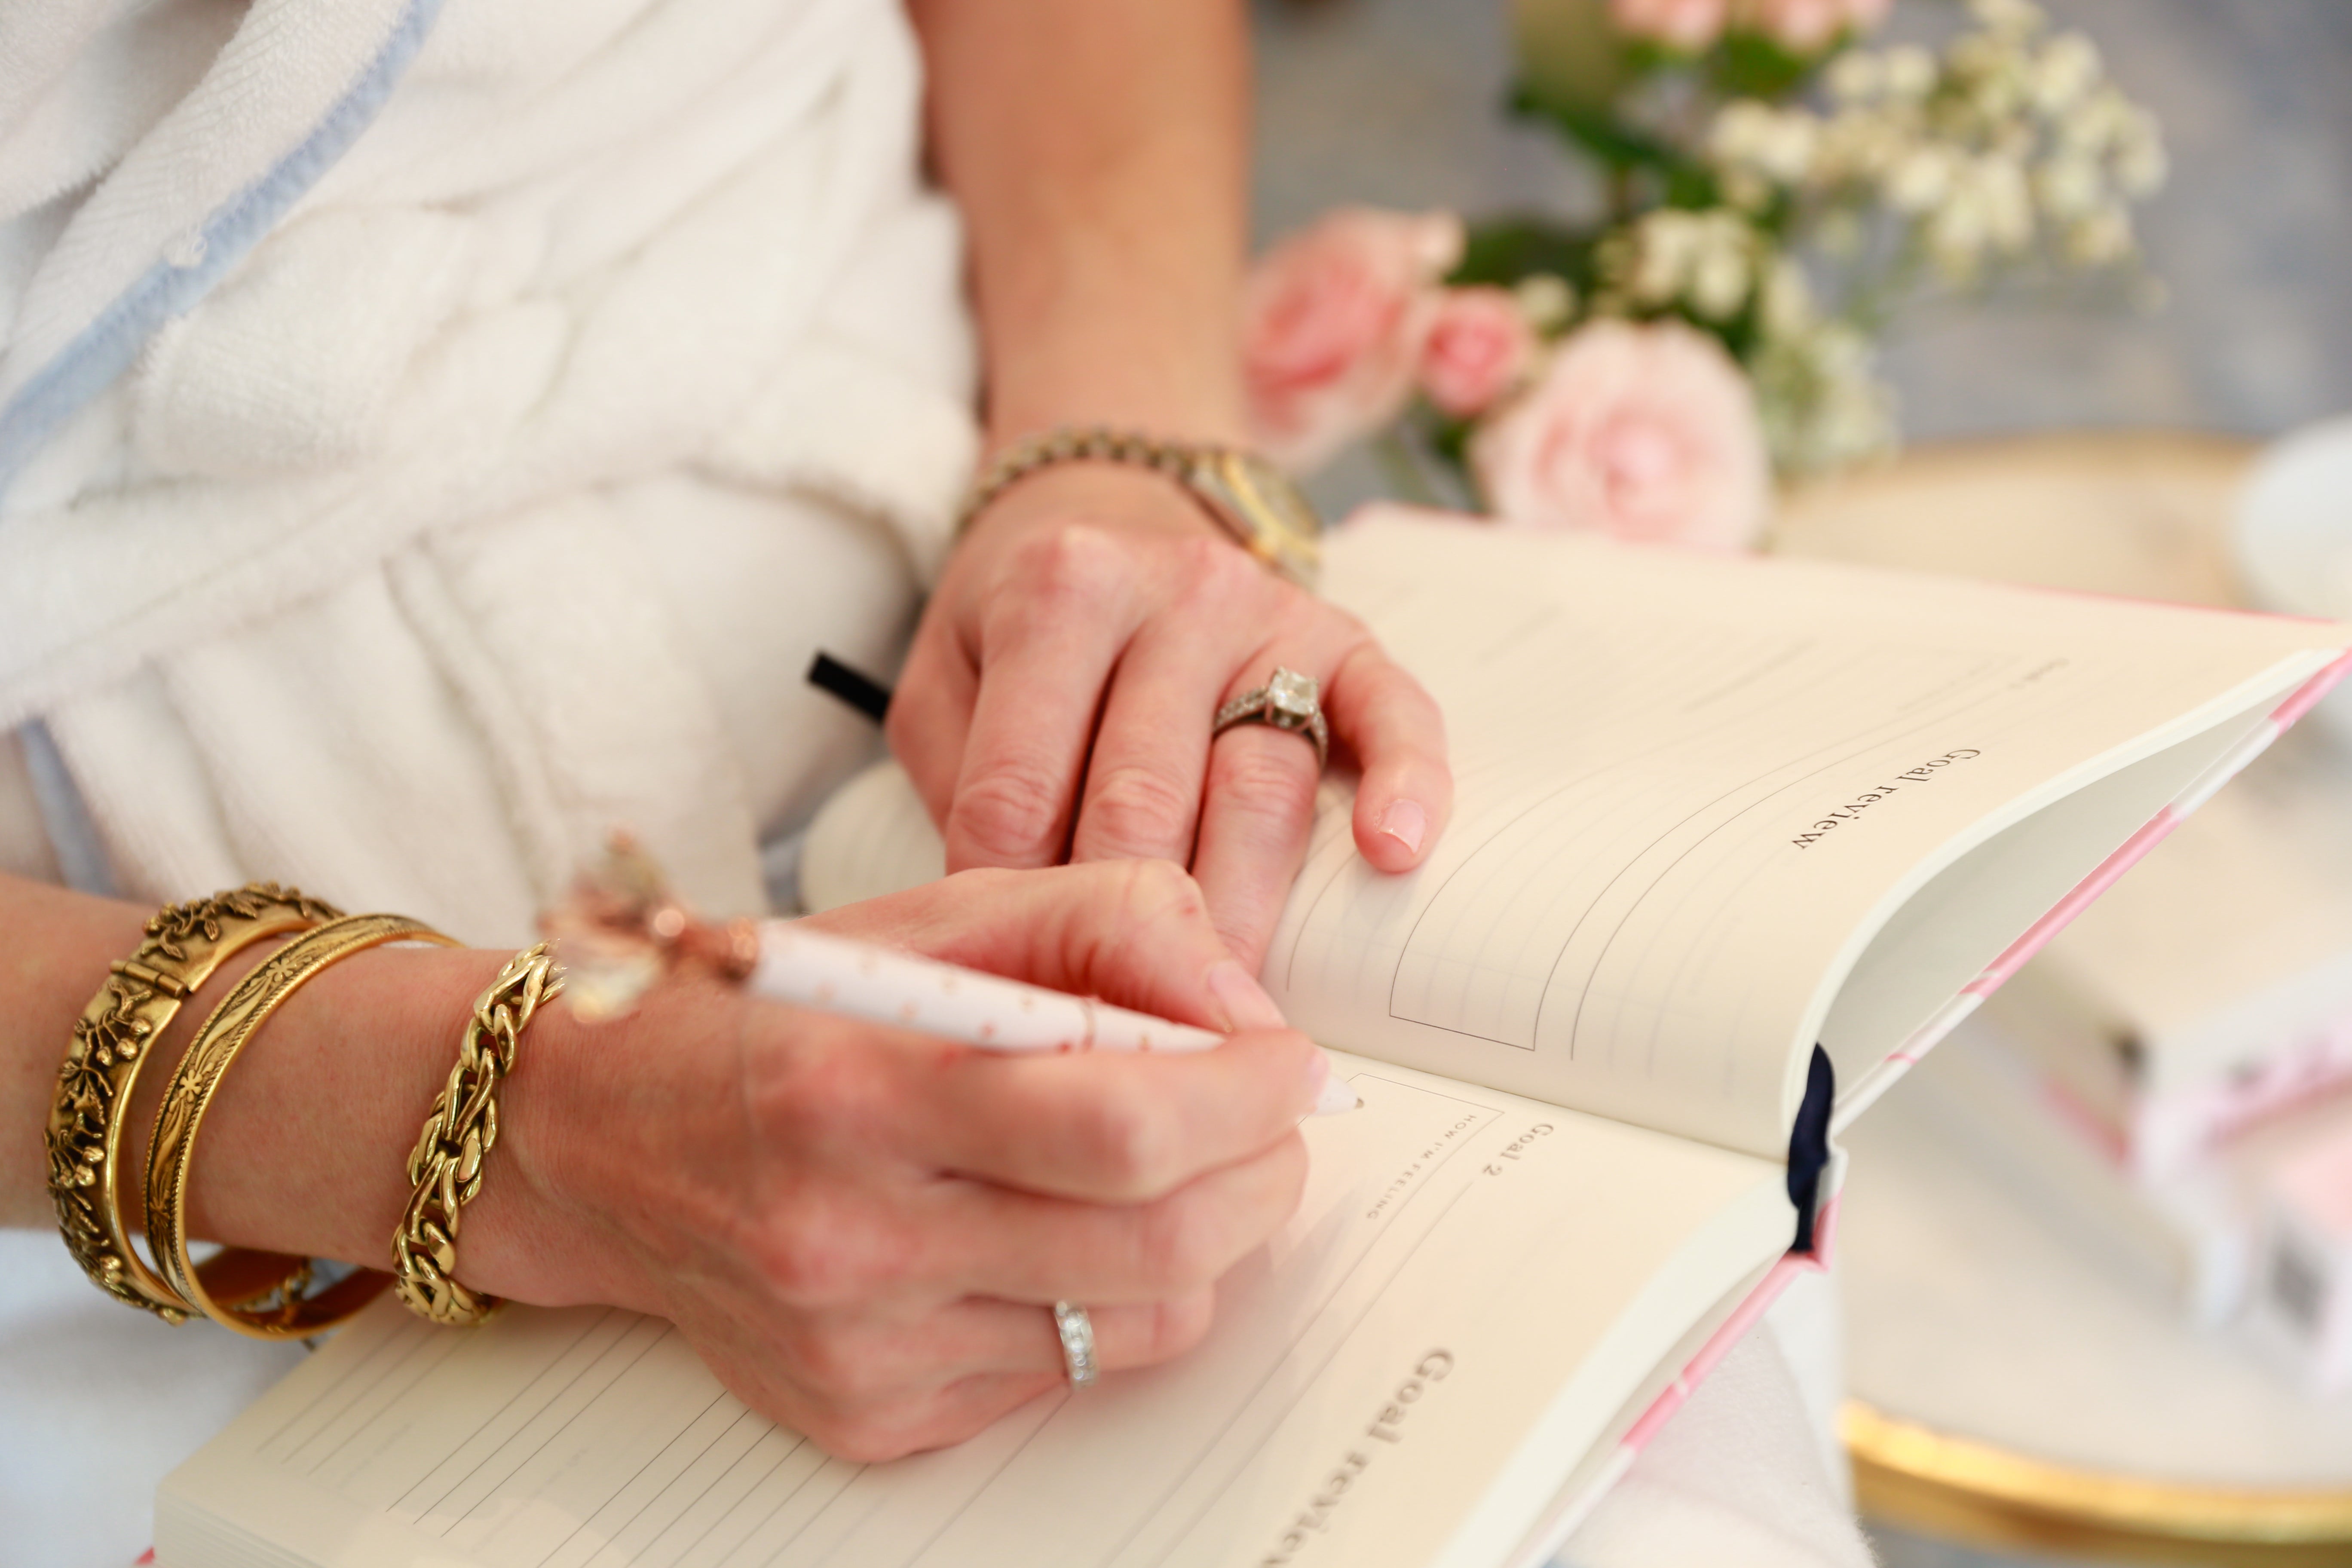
1469,319,1770,550
1610,0,1729,50
1734,0,1889,52
1419,288,1537,418
1243,207,1464,474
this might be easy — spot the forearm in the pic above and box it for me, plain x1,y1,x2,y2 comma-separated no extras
908,0,1252,450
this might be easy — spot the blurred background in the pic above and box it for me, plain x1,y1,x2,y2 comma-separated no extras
1252,0,2352,518
1247,5,2352,1564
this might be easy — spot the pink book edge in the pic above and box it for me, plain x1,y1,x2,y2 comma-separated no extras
1558,646,2352,1546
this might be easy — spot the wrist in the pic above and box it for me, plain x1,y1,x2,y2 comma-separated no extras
163,943,512,1269
458,969,756,1318
983,401,1249,465
980,307,1249,461
960,453,1233,553
454,974,645,1312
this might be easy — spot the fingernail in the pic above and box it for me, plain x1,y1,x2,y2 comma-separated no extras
1378,799,1427,857
1208,960,1287,1032
1308,1050,1361,1117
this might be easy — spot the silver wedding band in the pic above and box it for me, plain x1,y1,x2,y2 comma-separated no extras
1213,665,1329,770
1053,1300,1098,1388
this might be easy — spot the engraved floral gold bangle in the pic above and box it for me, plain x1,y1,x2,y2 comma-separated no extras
144,912,458,1339
46,882,343,1323
393,942,564,1328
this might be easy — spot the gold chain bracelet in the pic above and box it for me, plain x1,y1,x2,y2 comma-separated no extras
46,883,342,1323
393,943,564,1328
145,913,457,1339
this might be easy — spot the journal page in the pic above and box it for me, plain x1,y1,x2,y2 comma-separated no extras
158,1053,1789,1568
1267,510,2349,1160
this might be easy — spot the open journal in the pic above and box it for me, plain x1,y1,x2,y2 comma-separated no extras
161,508,2352,1568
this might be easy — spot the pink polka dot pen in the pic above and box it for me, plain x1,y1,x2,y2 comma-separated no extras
748,922,1361,1116
545,833,1359,1118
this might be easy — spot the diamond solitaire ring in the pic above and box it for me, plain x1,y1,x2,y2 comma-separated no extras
1053,1301,1099,1389
1212,667,1329,770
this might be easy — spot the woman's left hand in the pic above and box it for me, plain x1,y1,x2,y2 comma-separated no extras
888,462,1452,971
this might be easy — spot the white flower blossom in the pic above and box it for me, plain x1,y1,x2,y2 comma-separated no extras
1626,210,1700,303
1463,0,2161,484
2033,154,2101,220
1883,146,1955,212
1690,243,1751,320
1710,101,1820,185
1791,0,2159,291
2030,32,2101,114
1513,272,1578,333
1760,256,1817,339
1881,44,1936,101
1595,208,1767,323
1826,51,1883,104
1974,154,2034,253
1752,319,1896,473
1970,0,2045,38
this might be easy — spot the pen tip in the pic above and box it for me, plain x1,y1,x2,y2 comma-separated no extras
1312,1078,1363,1118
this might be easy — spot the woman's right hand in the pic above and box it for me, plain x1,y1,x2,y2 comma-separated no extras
461,861,1327,1461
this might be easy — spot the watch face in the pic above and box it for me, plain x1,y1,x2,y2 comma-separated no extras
1213,451,1322,542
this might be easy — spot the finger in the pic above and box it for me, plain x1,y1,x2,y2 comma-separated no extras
801,859,1287,1034
906,1026,1329,1201
778,1369,1064,1464
761,1289,1215,1421
885,621,980,824
1326,640,1453,874
952,1288,1217,1376
943,528,1141,873
931,1131,1310,1305
1070,542,1277,867
1189,667,1332,971
793,1291,1216,1393
744,1294,1212,1457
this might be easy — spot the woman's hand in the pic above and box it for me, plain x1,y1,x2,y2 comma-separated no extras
889,464,1452,971
466,860,1326,1461
898,0,1452,971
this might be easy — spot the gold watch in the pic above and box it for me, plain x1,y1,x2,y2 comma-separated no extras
958,427,1324,590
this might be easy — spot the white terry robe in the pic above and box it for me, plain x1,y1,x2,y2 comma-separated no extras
0,0,976,941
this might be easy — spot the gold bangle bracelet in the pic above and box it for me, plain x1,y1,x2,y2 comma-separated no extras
393,943,564,1328
144,912,457,1339
46,883,343,1323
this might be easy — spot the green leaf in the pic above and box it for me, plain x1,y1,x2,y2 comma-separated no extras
1661,165,1723,210
1507,78,1683,173
1452,219,1602,291
1709,30,1819,99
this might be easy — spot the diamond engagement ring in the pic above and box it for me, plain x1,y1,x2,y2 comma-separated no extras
1053,1301,1099,1389
1213,666,1329,770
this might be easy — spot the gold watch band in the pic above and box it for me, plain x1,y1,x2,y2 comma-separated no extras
956,426,1323,589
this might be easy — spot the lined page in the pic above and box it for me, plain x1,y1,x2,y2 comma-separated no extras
1266,510,2349,1158
159,1055,1788,1568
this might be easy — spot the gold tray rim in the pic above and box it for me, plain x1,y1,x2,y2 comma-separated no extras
1845,1400,2352,1563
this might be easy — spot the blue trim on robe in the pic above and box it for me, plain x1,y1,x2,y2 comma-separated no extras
0,0,447,499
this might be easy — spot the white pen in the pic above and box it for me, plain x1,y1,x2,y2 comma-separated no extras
745,921,1361,1117
547,836,1360,1118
